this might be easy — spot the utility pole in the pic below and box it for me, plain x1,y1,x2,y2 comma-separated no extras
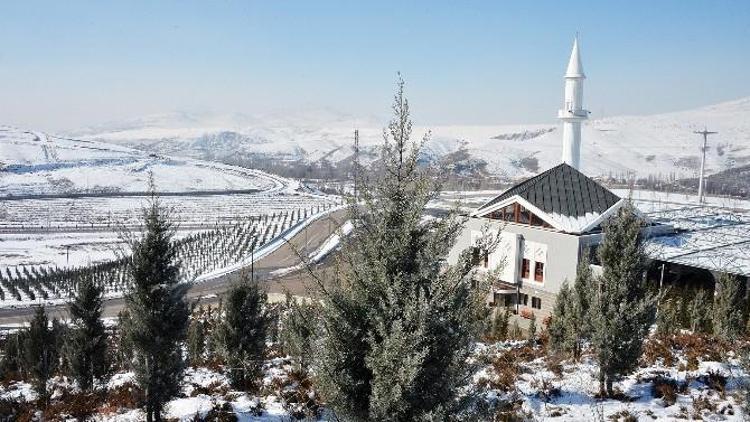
694,128,718,204
353,129,360,201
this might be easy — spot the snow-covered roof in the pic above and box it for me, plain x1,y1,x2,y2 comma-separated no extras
474,163,622,234
565,36,585,78
640,200,750,277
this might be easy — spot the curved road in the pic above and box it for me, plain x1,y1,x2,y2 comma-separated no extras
0,209,347,326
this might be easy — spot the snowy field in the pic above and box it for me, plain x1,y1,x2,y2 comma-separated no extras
0,126,282,196
0,192,337,268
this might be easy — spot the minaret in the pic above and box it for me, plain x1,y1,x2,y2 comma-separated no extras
558,36,589,169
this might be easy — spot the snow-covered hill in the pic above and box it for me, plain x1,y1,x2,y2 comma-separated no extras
0,126,281,196
70,97,750,181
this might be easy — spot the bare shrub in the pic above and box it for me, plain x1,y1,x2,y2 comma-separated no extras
697,371,727,396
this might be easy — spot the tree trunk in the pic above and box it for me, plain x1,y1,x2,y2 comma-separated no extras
606,377,614,397
146,402,153,422
598,368,606,397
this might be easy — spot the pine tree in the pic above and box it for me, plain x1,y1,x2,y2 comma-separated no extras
311,76,492,421
656,297,680,337
0,331,25,377
490,308,510,341
527,312,537,345
217,273,269,390
549,259,593,360
548,282,571,352
568,257,593,360
187,318,206,367
114,310,135,371
713,272,745,341
123,183,190,422
688,288,711,333
65,276,108,391
22,306,59,405
590,201,657,397
280,293,318,372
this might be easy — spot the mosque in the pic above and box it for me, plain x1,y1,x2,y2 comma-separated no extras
447,37,749,320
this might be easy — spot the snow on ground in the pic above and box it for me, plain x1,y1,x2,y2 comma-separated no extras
472,338,748,421
2,336,747,420
0,229,206,269
0,125,281,196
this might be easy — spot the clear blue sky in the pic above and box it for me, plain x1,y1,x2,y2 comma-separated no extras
0,0,748,131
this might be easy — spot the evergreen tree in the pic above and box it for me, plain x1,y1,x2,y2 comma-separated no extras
549,259,593,360
217,274,270,390
568,257,593,360
22,306,59,405
527,312,537,345
65,276,108,391
187,318,206,367
713,272,745,341
490,308,510,341
311,76,492,421
205,301,223,363
656,296,681,337
590,201,657,397
114,310,135,371
548,282,571,352
280,293,319,372
0,331,26,377
123,184,190,422
688,288,712,333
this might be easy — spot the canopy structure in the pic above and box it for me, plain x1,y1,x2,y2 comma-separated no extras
640,200,750,277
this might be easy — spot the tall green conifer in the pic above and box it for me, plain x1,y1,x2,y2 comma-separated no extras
590,201,657,397
123,182,190,422
66,276,108,391
311,76,492,421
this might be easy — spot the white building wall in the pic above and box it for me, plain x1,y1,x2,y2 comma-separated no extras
448,217,584,297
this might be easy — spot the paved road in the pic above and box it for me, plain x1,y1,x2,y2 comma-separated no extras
0,209,347,326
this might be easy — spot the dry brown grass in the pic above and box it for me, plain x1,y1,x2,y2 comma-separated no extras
649,376,688,407
101,381,144,412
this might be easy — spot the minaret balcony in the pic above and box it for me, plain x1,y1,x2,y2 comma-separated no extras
557,109,589,120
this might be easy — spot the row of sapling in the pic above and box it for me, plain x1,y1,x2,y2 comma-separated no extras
0,206,324,304
0,181,277,421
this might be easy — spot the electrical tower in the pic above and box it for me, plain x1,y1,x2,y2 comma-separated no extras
694,128,718,204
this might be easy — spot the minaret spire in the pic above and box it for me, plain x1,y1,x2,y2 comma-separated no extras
558,35,589,169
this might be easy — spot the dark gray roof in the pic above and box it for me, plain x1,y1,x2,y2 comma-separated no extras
477,163,621,217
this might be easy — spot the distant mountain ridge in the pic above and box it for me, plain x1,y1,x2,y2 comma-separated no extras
66,97,750,181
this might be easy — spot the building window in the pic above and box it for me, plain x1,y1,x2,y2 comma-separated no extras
521,259,530,279
518,293,528,306
532,297,542,309
471,247,481,267
483,253,489,268
534,262,545,282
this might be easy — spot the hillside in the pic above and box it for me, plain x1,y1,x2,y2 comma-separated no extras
0,126,282,196
68,97,750,181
